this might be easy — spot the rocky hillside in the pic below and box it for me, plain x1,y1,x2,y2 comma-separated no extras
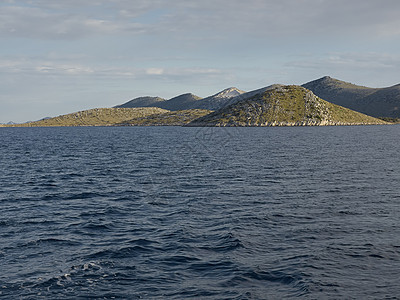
8,108,169,127
215,84,283,108
117,109,211,126
188,85,387,127
302,76,400,118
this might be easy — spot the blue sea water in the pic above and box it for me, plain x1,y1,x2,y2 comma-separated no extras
1,125,400,299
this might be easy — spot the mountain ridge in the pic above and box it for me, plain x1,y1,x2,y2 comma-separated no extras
114,87,246,111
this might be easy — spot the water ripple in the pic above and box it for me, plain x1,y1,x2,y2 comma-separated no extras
1,126,400,299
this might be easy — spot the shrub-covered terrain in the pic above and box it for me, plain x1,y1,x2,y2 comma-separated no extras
117,109,212,126
8,108,169,127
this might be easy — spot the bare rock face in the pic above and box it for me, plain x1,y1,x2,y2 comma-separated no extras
189,87,246,110
212,87,245,99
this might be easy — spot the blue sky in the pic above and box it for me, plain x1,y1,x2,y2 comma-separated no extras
1,0,400,123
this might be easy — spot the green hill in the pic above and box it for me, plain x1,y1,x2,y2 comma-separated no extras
188,85,388,127
8,107,169,127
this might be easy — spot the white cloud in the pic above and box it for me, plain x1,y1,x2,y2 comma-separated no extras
152,0,400,39
288,52,400,70
146,68,164,75
2,0,400,40
0,58,94,75
0,5,148,39
0,56,225,81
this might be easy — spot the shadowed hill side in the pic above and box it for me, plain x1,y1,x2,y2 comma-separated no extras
302,76,376,108
114,93,203,111
358,84,400,117
188,85,387,127
114,96,166,108
7,108,169,127
157,93,203,110
303,76,400,118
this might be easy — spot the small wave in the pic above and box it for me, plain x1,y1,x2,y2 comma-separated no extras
86,245,158,260
25,261,105,297
164,287,221,299
60,173,84,179
15,238,81,249
188,260,234,274
77,205,130,218
199,232,244,252
127,238,159,246
79,211,106,218
81,222,114,231
38,182,58,188
0,220,11,227
21,219,59,226
222,269,309,297
157,255,201,266
270,213,314,220
337,210,361,216
64,192,104,200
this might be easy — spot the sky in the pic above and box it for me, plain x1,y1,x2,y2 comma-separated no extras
1,0,400,123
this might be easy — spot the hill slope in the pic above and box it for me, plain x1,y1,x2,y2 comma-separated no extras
188,85,387,126
117,109,212,126
114,96,166,108
114,93,203,111
8,108,169,127
217,84,283,108
302,76,400,118
157,93,203,110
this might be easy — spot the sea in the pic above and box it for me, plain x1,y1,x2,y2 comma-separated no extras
1,125,400,299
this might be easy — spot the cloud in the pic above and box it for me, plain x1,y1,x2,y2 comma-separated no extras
283,52,400,87
146,68,164,75
1,0,400,40
0,58,93,75
147,0,400,40
0,5,148,39
288,52,400,70
0,56,225,82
